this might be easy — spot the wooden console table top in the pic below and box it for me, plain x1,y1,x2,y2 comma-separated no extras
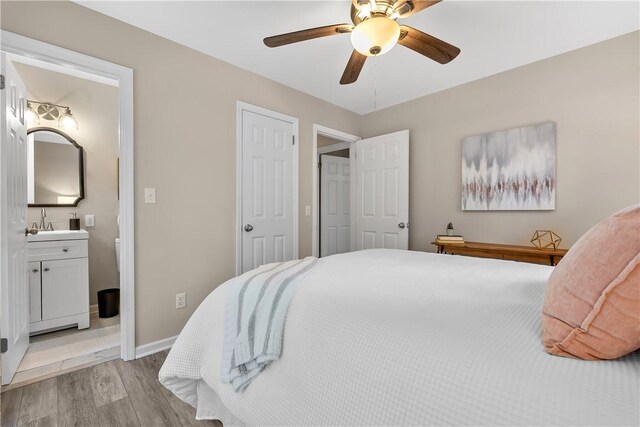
431,241,568,266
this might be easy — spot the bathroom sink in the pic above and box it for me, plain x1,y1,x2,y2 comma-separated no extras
27,229,89,242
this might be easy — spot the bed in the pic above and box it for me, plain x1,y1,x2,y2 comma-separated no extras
159,249,640,426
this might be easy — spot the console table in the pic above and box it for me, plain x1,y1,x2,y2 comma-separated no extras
432,241,568,266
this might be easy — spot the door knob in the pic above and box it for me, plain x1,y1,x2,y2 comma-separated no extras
25,227,38,236
398,222,406,229
244,224,254,232
43,267,50,272
63,248,69,253
32,269,39,273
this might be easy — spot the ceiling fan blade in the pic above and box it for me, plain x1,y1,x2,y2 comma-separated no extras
264,24,352,48
393,0,441,18
340,50,367,85
398,25,460,64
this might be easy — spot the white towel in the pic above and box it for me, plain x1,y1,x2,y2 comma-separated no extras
221,257,317,391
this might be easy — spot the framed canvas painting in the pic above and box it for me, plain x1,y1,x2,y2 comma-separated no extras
461,122,556,211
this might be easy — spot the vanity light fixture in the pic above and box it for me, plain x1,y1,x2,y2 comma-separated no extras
25,100,79,130
58,107,79,131
25,102,40,126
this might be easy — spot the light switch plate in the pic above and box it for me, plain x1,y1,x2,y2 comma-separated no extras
305,205,311,216
144,188,156,204
85,215,95,227
176,292,186,309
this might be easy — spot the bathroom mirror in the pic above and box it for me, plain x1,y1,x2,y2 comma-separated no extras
27,127,85,207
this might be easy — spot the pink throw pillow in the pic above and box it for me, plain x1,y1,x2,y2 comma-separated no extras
541,204,640,360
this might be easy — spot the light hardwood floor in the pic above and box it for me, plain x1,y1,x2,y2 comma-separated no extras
1,350,222,427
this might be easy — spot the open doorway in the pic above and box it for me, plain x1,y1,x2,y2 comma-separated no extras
319,140,351,257
1,32,134,389
312,125,360,258
11,61,120,387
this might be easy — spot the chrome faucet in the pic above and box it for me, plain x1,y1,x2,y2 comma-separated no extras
39,208,47,230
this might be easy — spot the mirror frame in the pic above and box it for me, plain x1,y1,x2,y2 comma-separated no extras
27,127,85,207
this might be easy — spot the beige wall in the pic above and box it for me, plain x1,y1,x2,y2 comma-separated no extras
317,135,345,148
17,63,120,306
1,0,361,345
318,135,350,157
360,32,640,252
3,1,638,347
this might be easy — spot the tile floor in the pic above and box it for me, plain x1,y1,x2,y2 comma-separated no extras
4,312,121,390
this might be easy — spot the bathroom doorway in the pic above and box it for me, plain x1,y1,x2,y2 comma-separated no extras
1,32,135,388
11,60,120,388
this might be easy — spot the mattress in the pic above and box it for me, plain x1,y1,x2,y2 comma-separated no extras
159,249,640,426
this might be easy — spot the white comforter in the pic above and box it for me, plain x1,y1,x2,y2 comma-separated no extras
159,249,640,426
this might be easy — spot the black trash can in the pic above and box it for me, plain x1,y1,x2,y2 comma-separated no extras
97,288,120,318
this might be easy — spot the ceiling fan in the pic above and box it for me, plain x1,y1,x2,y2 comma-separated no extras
263,0,461,85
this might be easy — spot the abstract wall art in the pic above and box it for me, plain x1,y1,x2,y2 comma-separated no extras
461,122,556,211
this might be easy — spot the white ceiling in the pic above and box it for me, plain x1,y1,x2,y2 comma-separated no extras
76,1,639,114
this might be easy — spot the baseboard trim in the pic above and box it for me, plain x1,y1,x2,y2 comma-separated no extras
135,335,178,359
90,304,98,315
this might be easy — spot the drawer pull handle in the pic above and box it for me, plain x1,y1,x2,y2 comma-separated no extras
32,269,39,273
43,268,50,272
62,248,69,253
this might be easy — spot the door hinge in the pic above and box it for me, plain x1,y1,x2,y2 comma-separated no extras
318,161,322,169
1,337,7,354
0,74,5,90
292,135,295,146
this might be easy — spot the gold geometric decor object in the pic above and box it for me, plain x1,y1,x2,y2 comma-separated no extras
530,230,562,250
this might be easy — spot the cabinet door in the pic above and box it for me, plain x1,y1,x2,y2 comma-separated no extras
28,261,42,323
41,258,88,320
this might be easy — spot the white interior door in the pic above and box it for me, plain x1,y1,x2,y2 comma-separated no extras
320,155,351,257
241,109,295,273
1,53,30,385
355,130,409,251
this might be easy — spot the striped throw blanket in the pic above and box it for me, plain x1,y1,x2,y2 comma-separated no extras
221,257,318,391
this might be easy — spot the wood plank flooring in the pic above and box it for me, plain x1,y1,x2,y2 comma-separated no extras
7,313,121,391
1,351,221,427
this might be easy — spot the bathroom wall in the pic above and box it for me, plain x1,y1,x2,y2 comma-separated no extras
16,63,120,306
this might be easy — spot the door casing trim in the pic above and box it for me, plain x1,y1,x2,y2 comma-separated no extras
1,30,136,361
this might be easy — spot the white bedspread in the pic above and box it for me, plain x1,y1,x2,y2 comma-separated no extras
159,249,640,426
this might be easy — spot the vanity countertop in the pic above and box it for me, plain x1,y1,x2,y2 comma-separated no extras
28,229,89,242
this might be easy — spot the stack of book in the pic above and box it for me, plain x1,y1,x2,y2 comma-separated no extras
435,235,465,245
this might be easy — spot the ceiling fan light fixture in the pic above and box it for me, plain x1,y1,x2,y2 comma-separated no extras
350,16,400,56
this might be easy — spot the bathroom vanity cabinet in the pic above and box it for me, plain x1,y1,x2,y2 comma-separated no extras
28,230,90,334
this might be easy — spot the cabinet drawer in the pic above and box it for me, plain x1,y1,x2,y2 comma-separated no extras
28,239,87,261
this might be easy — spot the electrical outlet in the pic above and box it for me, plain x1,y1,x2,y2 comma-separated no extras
176,292,186,309
85,214,95,227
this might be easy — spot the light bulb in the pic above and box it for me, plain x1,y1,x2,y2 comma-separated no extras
58,108,79,131
350,16,400,57
25,103,40,127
